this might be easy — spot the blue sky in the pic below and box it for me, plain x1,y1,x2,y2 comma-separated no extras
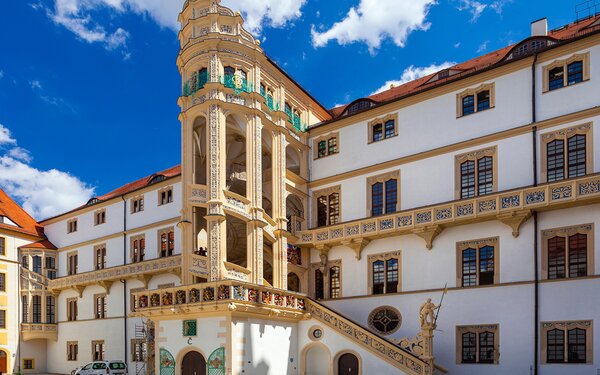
0,0,582,218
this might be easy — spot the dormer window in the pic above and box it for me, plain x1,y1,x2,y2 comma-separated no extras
149,175,166,185
342,99,376,116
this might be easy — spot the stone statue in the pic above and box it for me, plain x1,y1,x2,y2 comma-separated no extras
319,251,328,275
419,298,440,328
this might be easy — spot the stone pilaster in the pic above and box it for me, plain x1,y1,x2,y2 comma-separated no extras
271,130,288,289
180,115,194,284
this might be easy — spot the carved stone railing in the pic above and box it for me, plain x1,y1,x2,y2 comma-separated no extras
130,280,307,320
20,268,48,289
306,300,430,375
190,254,209,278
189,184,209,205
21,323,58,341
298,174,600,250
224,261,251,282
48,256,182,293
223,190,251,219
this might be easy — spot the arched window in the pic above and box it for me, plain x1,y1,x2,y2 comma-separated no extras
567,328,586,363
160,233,168,258
568,134,586,178
368,306,401,335
547,139,565,182
548,236,566,279
461,332,477,363
224,66,235,76
479,331,495,363
568,233,587,277
547,328,565,363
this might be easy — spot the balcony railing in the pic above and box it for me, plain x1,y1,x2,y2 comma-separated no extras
48,255,181,291
21,323,58,341
220,74,253,94
285,108,306,132
297,174,600,248
183,71,208,96
131,280,307,317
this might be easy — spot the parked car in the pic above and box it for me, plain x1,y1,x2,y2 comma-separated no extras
72,361,127,375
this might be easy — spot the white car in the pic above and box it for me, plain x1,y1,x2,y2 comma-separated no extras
72,361,127,375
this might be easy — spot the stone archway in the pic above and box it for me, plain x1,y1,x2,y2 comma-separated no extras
181,351,206,375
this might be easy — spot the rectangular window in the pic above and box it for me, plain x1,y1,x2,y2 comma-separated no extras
368,172,399,217
95,246,107,270
0,237,5,256
456,147,497,199
132,236,146,263
542,321,592,364
131,339,147,362
183,320,197,336
369,251,401,295
0,273,5,292
314,269,324,300
457,83,495,117
384,120,396,139
67,298,78,321
0,310,5,328
67,342,78,361
92,340,105,361
67,253,78,275
160,188,173,206
314,133,339,159
22,255,29,269
132,197,144,213
372,123,383,142
32,256,42,274
22,296,28,323
32,295,42,323
543,224,593,280
544,53,590,92
315,188,340,227
329,266,341,299
67,219,78,233
541,124,592,183
95,294,107,319
457,325,499,364
46,296,55,324
159,229,175,257
95,210,106,225
23,359,34,370
457,237,498,287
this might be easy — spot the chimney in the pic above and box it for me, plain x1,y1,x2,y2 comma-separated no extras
531,17,548,37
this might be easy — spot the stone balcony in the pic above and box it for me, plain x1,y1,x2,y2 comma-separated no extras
21,323,58,341
297,174,600,253
48,256,182,295
131,280,307,321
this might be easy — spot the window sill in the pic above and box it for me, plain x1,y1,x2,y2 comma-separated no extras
314,152,338,160
542,79,589,94
457,106,494,119
368,133,398,145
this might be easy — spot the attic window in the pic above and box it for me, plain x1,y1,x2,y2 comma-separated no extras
149,175,166,185
439,70,450,79
343,99,376,116
87,198,100,206
504,37,557,61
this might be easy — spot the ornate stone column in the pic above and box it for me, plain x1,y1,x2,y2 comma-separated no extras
206,104,227,281
246,115,264,284
180,114,195,284
271,130,288,289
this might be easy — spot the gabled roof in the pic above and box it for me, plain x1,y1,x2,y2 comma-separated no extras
40,165,182,223
18,239,57,250
328,15,600,119
0,188,45,238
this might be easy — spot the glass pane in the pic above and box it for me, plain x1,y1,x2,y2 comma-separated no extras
567,328,586,363
568,233,587,278
371,183,383,216
548,237,566,279
462,249,477,287
372,124,383,142
549,67,564,91
479,246,494,285
567,135,586,178
477,90,490,111
547,140,565,182
461,161,476,199
462,95,475,115
547,329,565,363
462,332,477,363
477,156,493,196
385,179,397,214
567,61,583,85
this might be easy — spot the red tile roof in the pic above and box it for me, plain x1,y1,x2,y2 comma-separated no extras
18,239,57,250
328,16,600,118
0,188,46,238
40,165,182,223
96,165,181,201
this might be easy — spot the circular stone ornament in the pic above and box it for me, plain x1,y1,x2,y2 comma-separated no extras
368,306,402,335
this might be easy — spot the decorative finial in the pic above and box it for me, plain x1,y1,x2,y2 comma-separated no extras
390,84,395,89
255,40,261,46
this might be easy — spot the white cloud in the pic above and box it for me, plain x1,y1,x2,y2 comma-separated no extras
0,124,16,145
311,0,437,53
29,80,43,90
222,0,307,34
477,40,489,53
8,147,33,163
455,0,512,22
371,61,456,94
0,70,4,80
0,123,94,219
40,0,306,50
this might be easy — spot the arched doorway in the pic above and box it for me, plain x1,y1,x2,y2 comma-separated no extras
181,351,206,375
0,350,7,374
304,345,330,375
338,353,359,374
287,272,300,292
